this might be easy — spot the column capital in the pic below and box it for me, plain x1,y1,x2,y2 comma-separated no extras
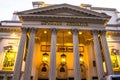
29,27,36,34
100,30,106,35
51,28,57,33
21,28,28,33
92,30,99,34
72,29,78,33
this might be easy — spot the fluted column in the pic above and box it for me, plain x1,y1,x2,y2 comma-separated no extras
72,29,81,80
12,28,27,80
23,28,36,80
49,29,57,80
92,30,104,80
100,31,113,75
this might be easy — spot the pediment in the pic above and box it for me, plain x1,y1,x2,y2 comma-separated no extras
17,4,110,18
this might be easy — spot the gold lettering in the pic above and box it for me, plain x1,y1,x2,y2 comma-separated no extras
66,22,87,26
41,21,88,26
41,21,62,25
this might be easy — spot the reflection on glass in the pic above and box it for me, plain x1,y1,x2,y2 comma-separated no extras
2,46,16,71
111,49,120,71
2,51,16,70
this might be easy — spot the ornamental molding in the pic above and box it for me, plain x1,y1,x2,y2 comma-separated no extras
0,27,21,33
17,4,110,18
16,3,110,24
22,24,106,31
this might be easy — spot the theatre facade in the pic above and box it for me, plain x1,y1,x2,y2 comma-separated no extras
0,2,120,80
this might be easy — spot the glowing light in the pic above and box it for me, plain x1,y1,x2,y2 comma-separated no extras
80,57,83,62
68,31,71,35
9,53,15,59
44,31,47,34
61,58,66,63
42,53,49,62
61,54,66,64
79,54,84,63
79,32,82,35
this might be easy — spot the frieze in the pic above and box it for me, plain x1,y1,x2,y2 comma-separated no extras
66,22,88,26
41,21,88,26
41,21,62,26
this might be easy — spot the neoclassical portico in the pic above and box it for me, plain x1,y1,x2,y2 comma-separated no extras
12,3,114,80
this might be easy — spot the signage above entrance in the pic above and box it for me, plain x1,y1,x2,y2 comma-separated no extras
41,21,88,26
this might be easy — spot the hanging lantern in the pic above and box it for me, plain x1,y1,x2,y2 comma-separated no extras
61,54,66,65
79,54,84,64
42,53,49,63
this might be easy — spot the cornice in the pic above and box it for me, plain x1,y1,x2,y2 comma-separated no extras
107,24,120,27
0,27,21,33
20,15,106,24
91,7,116,11
1,20,21,23
16,3,110,18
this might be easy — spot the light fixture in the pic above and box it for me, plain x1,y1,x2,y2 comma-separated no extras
44,30,47,34
79,32,82,35
61,53,66,65
42,30,49,63
61,31,66,65
42,52,49,63
68,31,71,35
79,54,84,64
4,46,12,51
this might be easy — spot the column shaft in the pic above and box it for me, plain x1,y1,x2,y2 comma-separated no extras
73,29,81,80
23,28,36,80
92,31,104,80
49,29,57,80
12,28,27,80
100,31,113,75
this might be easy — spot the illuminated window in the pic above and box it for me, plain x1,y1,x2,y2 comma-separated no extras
2,46,16,71
110,49,120,71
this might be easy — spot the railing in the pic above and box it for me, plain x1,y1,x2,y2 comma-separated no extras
0,71,13,80
105,74,120,80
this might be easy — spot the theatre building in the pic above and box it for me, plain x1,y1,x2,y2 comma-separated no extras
0,2,120,80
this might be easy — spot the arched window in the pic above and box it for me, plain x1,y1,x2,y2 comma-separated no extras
41,66,47,72
60,66,65,72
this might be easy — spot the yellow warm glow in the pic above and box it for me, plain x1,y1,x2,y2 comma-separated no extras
79,32,82,35
68,31,71,35
80,57,83,62
107,35,112,39
61,58,66,63
44,31,47,34
2,51,16,71
12,46,18,52
43,57,48,62
9,53,15,59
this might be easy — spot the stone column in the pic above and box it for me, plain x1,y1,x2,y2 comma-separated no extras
100,31,113,75
49,29,57,80
72,29,81,80
92,30,104,80
23,28,36,80
12,28,27,80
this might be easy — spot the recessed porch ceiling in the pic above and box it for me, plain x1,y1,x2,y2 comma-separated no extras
36,29,92,44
